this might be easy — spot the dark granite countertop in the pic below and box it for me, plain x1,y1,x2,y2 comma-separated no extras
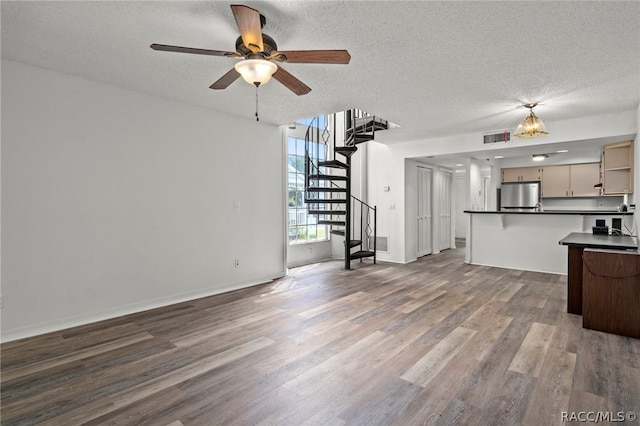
464,210,634,215
559,232,637,249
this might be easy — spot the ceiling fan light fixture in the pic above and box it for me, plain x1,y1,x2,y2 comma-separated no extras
234,59,277,86
513,103,549,139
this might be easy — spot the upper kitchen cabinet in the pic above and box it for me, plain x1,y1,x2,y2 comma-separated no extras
570,163,601,197
541,163,600,198
603,140,634,195
541,165,570,197
501,166,541,182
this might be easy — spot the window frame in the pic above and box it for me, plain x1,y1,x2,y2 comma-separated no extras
287,116,330,245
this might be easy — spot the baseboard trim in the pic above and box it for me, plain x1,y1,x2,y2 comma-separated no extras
464,261,566,276
1,271,286,343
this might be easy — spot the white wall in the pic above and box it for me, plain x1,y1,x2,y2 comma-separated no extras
468,159,484,211
403,159,420,263
288,241,332,268
368,142,405,262
1,60,286,342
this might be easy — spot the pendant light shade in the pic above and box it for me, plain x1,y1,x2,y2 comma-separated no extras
513,103,549,139
234,59,278,86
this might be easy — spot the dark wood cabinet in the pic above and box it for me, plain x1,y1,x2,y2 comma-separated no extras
582,248,640,339
559,232,637,316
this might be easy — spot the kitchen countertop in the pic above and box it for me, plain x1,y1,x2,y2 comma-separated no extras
464,210,634,215
559,232,638,249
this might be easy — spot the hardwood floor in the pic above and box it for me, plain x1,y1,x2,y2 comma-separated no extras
2,246,639,425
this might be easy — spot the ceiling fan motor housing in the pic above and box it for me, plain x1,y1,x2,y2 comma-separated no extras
235,34,278,58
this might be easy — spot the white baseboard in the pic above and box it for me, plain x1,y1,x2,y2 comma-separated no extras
464,260,566,276
1,271,286,343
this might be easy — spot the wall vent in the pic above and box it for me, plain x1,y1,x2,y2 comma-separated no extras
370,236,389,253
483,130,511,144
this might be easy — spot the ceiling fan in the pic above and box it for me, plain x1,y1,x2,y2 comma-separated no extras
150,4,351,96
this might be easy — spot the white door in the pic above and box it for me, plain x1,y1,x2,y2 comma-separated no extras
483,176,491,210
439,171,452,251
454,175,466,239
417,166,432,257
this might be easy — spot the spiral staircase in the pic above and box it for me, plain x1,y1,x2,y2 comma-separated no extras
304,109,388,269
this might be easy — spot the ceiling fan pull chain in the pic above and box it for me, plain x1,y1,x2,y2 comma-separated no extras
254,82,260,121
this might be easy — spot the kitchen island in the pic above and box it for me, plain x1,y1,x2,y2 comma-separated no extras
464,210,635,274
559,232,637,314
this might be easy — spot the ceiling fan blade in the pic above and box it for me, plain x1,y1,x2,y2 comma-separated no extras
274,50,351,64
231,4,264,53
272,66,311,96
210,68,241,90
150,43,239,57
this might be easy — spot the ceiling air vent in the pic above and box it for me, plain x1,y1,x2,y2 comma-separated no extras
483,130,511,144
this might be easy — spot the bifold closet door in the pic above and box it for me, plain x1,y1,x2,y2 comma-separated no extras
417,167,432,257
439,171,452,251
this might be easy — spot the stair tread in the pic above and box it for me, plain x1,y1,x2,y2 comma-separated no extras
350,250,376,259
354,135,374,144
309,174,348,181
345,134,373,145
349,240,362,248
331,230,345,236
318,220,346,226
318,160,349,169
335,146,357,157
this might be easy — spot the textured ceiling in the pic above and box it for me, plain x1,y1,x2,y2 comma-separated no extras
2,1,639,145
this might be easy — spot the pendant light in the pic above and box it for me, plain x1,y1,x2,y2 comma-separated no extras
513,103,549,139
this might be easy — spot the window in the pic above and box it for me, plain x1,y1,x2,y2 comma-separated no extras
287,118,329,244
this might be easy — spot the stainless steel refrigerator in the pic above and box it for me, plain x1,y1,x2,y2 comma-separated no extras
500,182,540,210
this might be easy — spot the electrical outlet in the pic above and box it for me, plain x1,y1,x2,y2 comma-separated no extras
234,259,240,268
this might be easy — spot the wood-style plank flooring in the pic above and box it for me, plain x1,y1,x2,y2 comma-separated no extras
2,245,639,425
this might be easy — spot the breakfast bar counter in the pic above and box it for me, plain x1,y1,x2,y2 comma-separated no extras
464,210,634,274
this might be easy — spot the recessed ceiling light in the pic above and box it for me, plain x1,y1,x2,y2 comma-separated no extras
456,163,464,167
494,155,504,159
556,149,568,153
532,154,548,161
